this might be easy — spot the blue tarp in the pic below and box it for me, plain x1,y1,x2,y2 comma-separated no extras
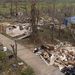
63,16,75,26
67,16,75,24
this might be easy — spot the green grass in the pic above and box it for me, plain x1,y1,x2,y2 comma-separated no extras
0,47,10,73
0,2,75,14
0,6,10,14
0,46,36,75
0,51,6,61
21,67,35,75
39,28,50,36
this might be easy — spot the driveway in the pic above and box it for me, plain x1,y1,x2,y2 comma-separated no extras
0,34,63,75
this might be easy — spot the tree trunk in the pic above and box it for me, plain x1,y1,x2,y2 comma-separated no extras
31,2,41,44
10,0,13,15
51,2,56,42
15,0,18,17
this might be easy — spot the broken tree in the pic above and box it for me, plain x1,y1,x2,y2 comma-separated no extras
30,1,41,44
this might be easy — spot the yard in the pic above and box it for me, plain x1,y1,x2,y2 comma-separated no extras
0,43,35,75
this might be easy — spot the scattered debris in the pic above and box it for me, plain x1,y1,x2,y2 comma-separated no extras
2,46,7,52
8,54,14,59
33,42,75,75
33,45,54,65
61,66,75,75
18,62,24,66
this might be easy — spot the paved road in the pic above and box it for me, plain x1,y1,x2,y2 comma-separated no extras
0,34,63,75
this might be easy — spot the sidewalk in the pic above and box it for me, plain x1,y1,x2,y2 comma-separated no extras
0,34,63,75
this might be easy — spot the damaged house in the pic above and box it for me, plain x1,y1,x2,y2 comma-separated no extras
0,22,32,38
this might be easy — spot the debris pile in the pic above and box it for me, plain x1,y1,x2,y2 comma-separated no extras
33,45,54,64
33,42,75,75
53,42,75,68
61,66,75,75
53,42,75,75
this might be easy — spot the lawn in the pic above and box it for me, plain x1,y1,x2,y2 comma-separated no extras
0,44,35,75
0,2,75,16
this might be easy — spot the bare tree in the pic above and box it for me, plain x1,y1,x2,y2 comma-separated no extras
24,0,28,16
51,0,56,42
30,1,41,44
10,40,20,75
10,0,13,15
2,0,6,7
31,2,37,43
10,40,18,68
10,0,18,16
15,0,18,16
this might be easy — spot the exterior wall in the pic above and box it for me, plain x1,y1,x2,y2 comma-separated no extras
3,26,6,33
0,25,6,33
